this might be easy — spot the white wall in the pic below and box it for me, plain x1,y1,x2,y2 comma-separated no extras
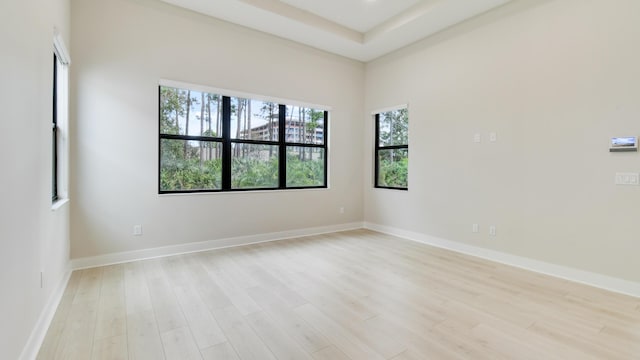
70,0,364,259
365,0,640,283
0,0,71,359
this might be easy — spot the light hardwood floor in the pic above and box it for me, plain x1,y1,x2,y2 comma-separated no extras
37,230,640,359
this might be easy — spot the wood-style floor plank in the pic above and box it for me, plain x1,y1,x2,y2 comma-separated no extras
37,230,640,360
124,262,165,360
211,305,277,360
160,327,203,360
36,270,84,359
245,311,314,360
91,335,127,360
200,342,240,360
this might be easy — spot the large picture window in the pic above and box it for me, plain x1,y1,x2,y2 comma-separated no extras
374,107,408,190
159,84,328,193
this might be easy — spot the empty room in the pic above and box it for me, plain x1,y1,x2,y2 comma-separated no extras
2,0,640,359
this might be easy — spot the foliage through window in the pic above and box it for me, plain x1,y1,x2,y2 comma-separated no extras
159,84,328,193
375,107,408,189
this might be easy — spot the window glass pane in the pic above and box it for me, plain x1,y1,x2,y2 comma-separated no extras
232,98,279,141
377,148,408,188
286,147,325,187
285,106,325,144
160,139,222,191
160,86,222,137
378,108,408,146
231,143,279,189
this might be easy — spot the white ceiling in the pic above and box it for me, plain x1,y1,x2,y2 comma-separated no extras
159,0,512,62
278,0,424,33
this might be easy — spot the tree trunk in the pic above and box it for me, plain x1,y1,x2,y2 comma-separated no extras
174,90,180,133
207,95,212,161
216,96,221,159
288,105,294,142
199,92,205,166
246,100,251,156
301,108,306,160
184,90,191,157
268,104,274,157
235,99,244,157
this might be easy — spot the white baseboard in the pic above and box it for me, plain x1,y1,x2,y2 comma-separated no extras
19,266,72,360
364,222,640,298
71,222,364,270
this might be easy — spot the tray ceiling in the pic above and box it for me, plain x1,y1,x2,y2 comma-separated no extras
160,0,512,61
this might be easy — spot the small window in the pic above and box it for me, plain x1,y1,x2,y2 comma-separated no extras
159,83,328,193
52,53,59,202
53,33,70,204
374,107,408,190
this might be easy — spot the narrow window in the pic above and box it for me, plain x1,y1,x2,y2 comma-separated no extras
375,107,408,190
52,53,59,202
52,33,70,204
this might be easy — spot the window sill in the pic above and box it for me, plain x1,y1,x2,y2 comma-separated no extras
373,186,408,191
158,187,329,197
51,198,69,211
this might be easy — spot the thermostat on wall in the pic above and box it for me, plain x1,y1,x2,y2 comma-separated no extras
610,136,637,152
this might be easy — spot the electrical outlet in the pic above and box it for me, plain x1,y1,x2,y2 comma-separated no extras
472,224,479,233
339,207,345,214
489,132,497,142
489,225,496,236
473,133,481,143
133,225,143,236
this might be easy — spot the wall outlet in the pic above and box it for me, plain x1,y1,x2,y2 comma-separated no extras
489,132,497,142
472,224,479,233
473,133,481,143
133,225,143,236
339,207,345,214
489,225,496,236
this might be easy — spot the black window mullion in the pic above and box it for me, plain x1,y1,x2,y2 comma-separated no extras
378,144,408,151
323,110,328,188
278,104,286,189
52,53,58,202
374,113,380,189
222,96,232,190
157,86,159,193
228,138,278,146
160,133,223,142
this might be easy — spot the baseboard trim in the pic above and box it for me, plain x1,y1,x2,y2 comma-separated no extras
364,222,640,298
19,266,72,360
71,222,364,270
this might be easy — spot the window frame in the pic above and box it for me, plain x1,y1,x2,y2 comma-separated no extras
52,31,70,206
158,82,329,194
374,106,409,190
52,53,59,202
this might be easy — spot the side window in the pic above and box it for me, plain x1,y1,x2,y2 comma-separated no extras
374,107,408,190
53,34,70,204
